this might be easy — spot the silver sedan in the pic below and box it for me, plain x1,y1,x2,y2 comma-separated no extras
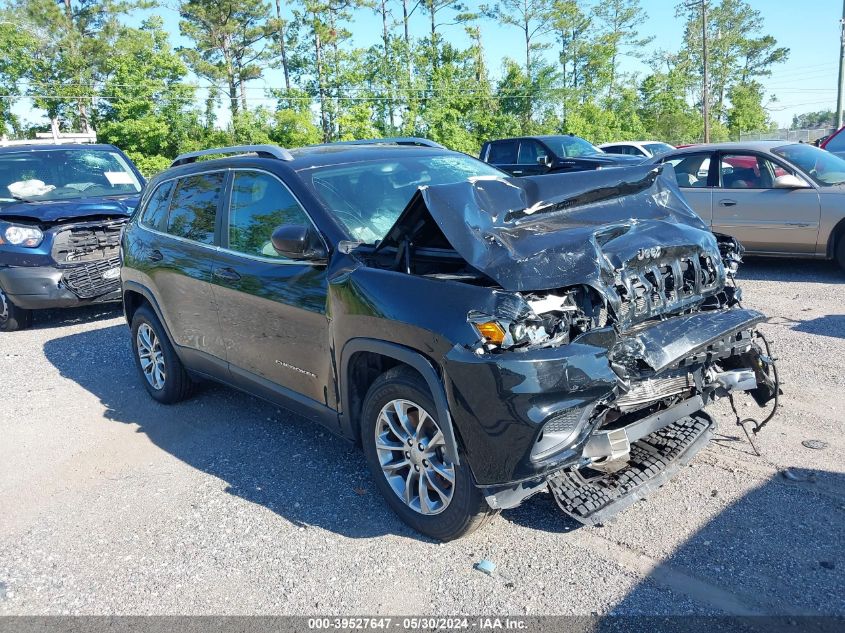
648,141,845,269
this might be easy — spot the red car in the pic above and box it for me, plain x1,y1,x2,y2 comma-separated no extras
820,126,845,158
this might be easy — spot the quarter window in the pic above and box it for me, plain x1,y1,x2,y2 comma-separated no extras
140,180,174,232
228,171,311,259
166,172,224,245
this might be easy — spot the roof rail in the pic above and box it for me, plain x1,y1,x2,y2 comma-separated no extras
330,137,446,149
170,144,294,167
0,133,98,148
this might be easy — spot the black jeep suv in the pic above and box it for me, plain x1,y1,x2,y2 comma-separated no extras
480,134,643,176
121,144,777,540
0,143,144,330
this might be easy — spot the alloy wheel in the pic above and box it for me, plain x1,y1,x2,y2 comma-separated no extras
136,323,166,390
375,398,456,515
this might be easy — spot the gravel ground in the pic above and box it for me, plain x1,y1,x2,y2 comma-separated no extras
0,258,843,616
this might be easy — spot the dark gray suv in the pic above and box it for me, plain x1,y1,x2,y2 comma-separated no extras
120,144,778,540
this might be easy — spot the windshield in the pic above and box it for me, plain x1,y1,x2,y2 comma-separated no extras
773,144,845,186
644,142,674,156
0,148,142,203
540,136,601,158
303,154,504,243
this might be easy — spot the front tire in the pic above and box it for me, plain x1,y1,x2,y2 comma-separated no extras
130,305,193,404
836,234,845,271
361,366,495,541
0,285,32,332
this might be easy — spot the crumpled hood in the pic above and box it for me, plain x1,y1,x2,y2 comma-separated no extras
0,195,138,223
378,164,721,292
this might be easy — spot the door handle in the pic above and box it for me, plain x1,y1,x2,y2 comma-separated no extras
213,266,241,282
147,249,163,262
719,199,738,207
511,170,524,175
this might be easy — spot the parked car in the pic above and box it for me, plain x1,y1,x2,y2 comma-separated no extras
819,125,845,158
599,140,675,158
480,134,643,176
121,143,777,540
648,141,845,269
0,142,144,331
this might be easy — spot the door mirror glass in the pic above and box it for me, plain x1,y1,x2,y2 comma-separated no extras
536,154,552,167
271,224,327,261
773,174,811,189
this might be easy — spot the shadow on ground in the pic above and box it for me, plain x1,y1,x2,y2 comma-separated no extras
42,324,845,614
32,303,122,330
509,468,844,617
607,468,844,617
737,258,843,284
792,315,845,340
42,324,433,541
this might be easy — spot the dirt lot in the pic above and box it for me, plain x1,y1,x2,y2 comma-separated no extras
0,259,843,616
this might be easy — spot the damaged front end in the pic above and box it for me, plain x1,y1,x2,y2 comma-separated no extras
355,165,779,524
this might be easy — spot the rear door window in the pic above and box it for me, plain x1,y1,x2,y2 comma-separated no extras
166,172,225,245
487,140,518,164
662,153,713,188
517,140,545,165
606,145,638,156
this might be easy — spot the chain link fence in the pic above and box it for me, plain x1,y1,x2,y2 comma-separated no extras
740,128,836,143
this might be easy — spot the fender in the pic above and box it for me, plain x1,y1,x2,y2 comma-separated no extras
121,281,177,352
339,338,460,465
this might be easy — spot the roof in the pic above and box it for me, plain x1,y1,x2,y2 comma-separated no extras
0,143,120,154
599,141,670,146
157,144,454,178
287,144,451,169
484,134,585,143
666,140,799,153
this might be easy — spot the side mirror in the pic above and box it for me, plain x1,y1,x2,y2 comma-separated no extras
536,154,552,168
773,174,811,189
271,224,327,262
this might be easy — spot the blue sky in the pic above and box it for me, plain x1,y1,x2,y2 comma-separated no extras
19,0,845,130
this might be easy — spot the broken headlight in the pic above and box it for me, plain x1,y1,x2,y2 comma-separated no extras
470,315,549,350
469,286,606,352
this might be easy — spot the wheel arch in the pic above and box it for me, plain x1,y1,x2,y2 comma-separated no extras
340,338,460,465
826,216,845,259
122,282,177,349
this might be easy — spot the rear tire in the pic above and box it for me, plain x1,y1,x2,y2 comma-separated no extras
836,234,845,271
0,285,33,332
361,366,496,541
130,305,193,404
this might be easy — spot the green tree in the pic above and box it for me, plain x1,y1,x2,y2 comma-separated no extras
97,17,201,163
178,0,273,119
726,81,770,139
592,0,653,93
0,15,37,135
9,0,149,132
791,110,836,130
676,0,788,125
